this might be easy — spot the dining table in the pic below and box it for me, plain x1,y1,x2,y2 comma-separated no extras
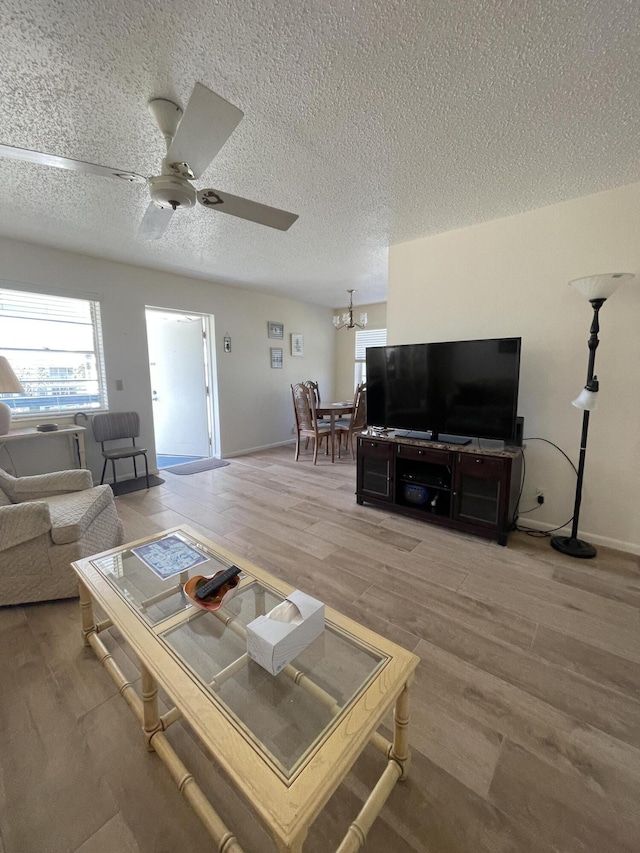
316,401,354,463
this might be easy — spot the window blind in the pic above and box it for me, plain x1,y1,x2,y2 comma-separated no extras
0,287,108,416
355,328,387,360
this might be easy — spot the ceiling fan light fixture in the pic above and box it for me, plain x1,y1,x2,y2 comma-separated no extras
148,174,196,209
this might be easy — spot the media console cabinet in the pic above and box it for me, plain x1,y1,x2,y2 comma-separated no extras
357,432,523,545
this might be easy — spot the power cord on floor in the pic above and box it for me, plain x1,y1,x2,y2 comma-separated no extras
511,437,578,538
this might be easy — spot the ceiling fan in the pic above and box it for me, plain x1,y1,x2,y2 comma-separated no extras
0,82,299,240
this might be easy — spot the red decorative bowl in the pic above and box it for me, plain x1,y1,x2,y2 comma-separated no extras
183,571,240,612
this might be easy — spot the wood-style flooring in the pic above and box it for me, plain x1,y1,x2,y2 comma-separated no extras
1,445,639,852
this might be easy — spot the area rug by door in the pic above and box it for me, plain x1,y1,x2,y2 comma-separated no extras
164,458,230,475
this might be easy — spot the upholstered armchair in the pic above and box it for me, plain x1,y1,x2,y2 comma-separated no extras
0,467,125,606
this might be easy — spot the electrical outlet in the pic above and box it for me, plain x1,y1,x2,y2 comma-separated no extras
536,490,545,505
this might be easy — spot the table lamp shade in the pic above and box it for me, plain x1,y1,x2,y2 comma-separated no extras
0,357,25,435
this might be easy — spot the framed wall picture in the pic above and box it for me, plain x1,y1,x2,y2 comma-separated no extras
270,347,284,369
268,321,284,339
291,333,304,357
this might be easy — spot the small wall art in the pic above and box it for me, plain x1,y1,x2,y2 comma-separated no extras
291,333,304,357
268,321,284,339
270,347,284,369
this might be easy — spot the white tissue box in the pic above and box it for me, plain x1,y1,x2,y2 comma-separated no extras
246,590,325,675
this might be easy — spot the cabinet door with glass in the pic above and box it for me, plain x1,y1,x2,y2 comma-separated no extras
357,437,395,502
452,453,511,531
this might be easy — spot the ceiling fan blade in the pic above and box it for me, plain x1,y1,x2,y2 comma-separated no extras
138,202,174,240
0,143,146,183
197,188,298,231
165,83,243,179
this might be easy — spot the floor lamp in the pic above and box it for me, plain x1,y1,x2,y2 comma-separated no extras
550,272,635,559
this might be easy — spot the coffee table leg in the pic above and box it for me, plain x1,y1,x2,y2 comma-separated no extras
390,680,412,780
141,663,162,751
254,585,266,617
336,680,413,852
78,579,96,644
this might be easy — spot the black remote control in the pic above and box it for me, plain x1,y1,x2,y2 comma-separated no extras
195,566,241,600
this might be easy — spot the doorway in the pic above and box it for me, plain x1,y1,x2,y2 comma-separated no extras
145,308,214,468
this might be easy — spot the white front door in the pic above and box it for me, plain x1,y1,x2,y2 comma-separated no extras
146,310,211,458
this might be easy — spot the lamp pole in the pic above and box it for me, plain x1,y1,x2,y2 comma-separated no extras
550,298,603,558
550,272,634,559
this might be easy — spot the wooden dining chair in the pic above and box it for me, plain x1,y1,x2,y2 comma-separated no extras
301,380,326,451
336,382,367,460
303,379,326,424
291,383,332,464
303,380,321,408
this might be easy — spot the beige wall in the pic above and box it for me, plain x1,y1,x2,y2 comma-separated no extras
0,236,336,480
389,182,640,554
333,301,387,401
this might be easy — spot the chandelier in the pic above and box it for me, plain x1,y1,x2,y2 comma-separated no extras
333,289,368,330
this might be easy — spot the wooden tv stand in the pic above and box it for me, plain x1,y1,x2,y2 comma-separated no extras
356,432,522,546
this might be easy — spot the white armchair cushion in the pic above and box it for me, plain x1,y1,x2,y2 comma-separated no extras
46,484,115,545
0,468,125,606
0,468,94,503
0,502,52,550
0,489,11,507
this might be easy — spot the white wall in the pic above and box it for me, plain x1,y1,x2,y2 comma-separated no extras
333,301,387,401
0,236,336,479
389,182,640,554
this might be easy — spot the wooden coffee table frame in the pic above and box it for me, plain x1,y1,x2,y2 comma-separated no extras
73,526,419,852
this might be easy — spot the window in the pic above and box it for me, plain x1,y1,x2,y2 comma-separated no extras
0,287,108,417
354,327,387,388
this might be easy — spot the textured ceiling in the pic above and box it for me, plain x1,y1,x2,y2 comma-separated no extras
1,0,639,308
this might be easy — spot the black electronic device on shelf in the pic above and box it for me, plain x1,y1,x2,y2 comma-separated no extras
366,337,521,444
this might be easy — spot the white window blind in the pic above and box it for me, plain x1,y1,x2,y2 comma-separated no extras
355,328,387,361
0,287,108,417
354,328,387,388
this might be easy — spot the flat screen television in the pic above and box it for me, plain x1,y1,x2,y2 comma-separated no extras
366,337,521,443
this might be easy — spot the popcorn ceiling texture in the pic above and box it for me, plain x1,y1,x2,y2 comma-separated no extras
0,0,638,306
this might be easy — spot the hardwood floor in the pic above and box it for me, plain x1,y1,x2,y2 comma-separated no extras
1,445,639,852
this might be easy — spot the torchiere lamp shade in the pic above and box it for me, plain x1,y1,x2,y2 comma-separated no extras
570,272,634,300
0,356,25,436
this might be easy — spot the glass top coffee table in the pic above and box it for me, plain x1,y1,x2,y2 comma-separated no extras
72,525,420,852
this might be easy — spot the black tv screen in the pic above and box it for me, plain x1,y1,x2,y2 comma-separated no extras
366,337,521,442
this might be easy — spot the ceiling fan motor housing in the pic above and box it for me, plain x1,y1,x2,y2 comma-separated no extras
148,174,196,209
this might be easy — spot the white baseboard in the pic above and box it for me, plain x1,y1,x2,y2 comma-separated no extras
516,518,639,556
223,439,295,458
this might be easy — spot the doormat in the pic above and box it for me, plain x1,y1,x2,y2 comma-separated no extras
110,474,165,496
164,458,230,475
